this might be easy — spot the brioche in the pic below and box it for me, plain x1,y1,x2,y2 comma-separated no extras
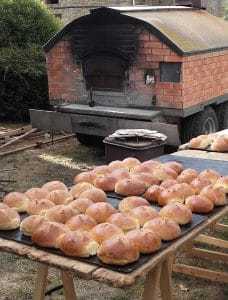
74,171,97,184
108,160,125,171
211,135,228,152
47,190,73,205
97,235,139,265
45,205,77,224
58,231,99,257
200,186,227,207
128,206,159,226
68,198,93,213
163,161,184,174
122,157,141,170
158,187,185,207
0,207,21,230
143,185,164,203
198,169,221,185
189,135,212,149
126,229,161,254
190,178,211,194
94,175,117,192
118,196,150,212
144,217,181,241
130,173,160,187
70,182,94,199
115,179,147,196
42,181,68,192
110,168,130,181
79,188,107,203
25,188,49,201
185,195,214,213
214,176,228,193
134,160,161,173
32,221,68,248
0,203,10,209
107,212,140,232
66,214,97,231
159,203,192,225
178,183,196,199
177,169,198,184
90,222,123,244
160,180,178,189
3,192,29,212
92,165,111,177
86,202,117,223
152,166,177,181
27,199,55,215
20,215,47,236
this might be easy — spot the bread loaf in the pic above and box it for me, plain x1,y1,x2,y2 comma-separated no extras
115,179,147,196
143,185,164,203
211,135,228,152
107,212,140,232
3,192,29,212
74,171,97,184
20,215,47,236
118,196,150,212
214,176,228,193
68,198,93,213
42,181,68,192
86,202,117,223
128,206,159,226
90,222,123,244
27,199,55,215
0,207,21,230
45,205,77,224
25,188,49,201
159,203,192,225
47,190,73,205
185,195,214,213
70,182,94,199
80,188,107,203
66,214,97,231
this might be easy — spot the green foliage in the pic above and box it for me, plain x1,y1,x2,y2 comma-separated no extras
0,0,61,121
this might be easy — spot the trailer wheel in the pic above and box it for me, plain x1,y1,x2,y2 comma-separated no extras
76,133,103,146
181,107,219,143
216,102,228,129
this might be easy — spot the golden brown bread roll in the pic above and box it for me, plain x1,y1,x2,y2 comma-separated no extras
3,192,29,212
189,135,213,150
106,212,139,232
66,214,97,231
86,202,117,223
214,176,228,193
27,199,55,215
115,178,147,196
25,187,49,201
128,206,159,226
159,203,192,225
190,177,211,194
178,183,196,199
122,157,141,170
90,222,123,244
200,186,227,207
58,231,99,257
70,182,94,199
42,181,68,192
108,160,125,171
211,135,228,152
79,188,107,203
160,179,178,189
0,207,21,230
133,160,161,173
152,166,178,181
94,175,117,192
92,165,111,177
143,185,164,203
110,168,130,181
177,169,198,184
118,196,150,212
130,173,160,187
47,190,73,205
45,205,77,224
97,235,139,265
158,187,185,207
20,215,47,236
74,171,97,185
32,221,69,248
126,229,161,254
68,198,93,213
0,203,10,209
185,195,214,213
163,161,184,175
144,217,181,241
198,169,221,185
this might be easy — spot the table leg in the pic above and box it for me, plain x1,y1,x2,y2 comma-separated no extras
61,270,78,300
160,258,173,300
142,264,162,300
33,263,49,300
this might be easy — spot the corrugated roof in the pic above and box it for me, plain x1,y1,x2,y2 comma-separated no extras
44,6,228,56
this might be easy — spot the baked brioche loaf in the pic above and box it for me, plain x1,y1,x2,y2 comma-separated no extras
198,169,221,185
90,222,123,244
94,175,117,192
214,176,228,193
47,190,73,205
185,195,214,213
211,135,228,152
68,198,93,213
118,197,150,212
3,192,29,212
122,157,141,170
66,214,97,231
200,186,227,207
163,161,184,175
80,188,107,203
0,207,21,230
143,185,164,203
25,188,49,201
20,215,47,236
128,206,159,226
189,135,213,150
86,202,117,223
42,181,68,192
190,177,211,194
130,173,160,187
45,205,77,224
159,203,192,225
107,212,140,232
177,169,198,184
70,182,94,199
115,179,147,196
74,171,97,184
27,199,54,215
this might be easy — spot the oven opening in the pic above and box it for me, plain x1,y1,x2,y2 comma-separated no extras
83,55,127,92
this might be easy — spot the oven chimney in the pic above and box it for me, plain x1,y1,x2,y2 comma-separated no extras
191,0,207,9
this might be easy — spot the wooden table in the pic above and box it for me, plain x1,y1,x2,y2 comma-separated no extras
0,150,227,300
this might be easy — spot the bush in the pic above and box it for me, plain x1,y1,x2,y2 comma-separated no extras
0,0,61,121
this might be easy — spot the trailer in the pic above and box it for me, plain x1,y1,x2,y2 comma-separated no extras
30,3,228,146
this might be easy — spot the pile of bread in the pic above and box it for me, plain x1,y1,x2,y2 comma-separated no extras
189,134,228,152
0,157,227,266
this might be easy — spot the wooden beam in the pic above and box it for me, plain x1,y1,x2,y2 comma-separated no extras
160,258,173,300
215,223,228,233
173,264,228,284
61,271,78,300
33,263,49,300
195,234,228,249
142,265,162,300
185,247,228,264
0,128,37,150
0,125,32,139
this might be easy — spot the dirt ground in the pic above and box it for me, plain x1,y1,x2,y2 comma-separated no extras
0,129,228,300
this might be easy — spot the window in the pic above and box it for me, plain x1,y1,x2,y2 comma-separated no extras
160,62,181,83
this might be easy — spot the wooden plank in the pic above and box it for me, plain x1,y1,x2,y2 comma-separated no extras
142,264,162,300
215,223,228,233
186,247,228,264
33,263,49,300
0,128,37,150
61,271,78,300
0,238,97,279
173,264,228,284
160,258,173,300
195,234,228,249
0,125,32,139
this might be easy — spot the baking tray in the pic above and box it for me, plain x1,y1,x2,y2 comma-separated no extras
0,197,206,274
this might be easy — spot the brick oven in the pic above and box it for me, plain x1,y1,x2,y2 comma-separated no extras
30,4,228,145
